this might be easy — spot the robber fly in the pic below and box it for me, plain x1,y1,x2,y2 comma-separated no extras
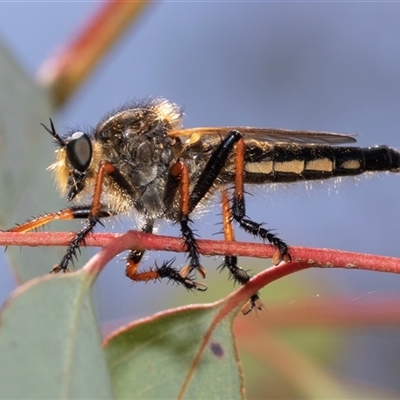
8,98,400,313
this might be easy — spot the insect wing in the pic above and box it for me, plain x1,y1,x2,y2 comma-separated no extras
170,127,357,145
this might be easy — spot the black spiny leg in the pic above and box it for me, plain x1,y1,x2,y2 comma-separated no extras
156,259,207,291
220,256,262,315
232,138,291,264
220,189,262,314
51,215,100,273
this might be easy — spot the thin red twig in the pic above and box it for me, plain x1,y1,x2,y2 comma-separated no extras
2,230,400,276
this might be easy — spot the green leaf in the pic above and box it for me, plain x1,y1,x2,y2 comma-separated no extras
0,40,71,283
0,269,113,399
104,304,245,400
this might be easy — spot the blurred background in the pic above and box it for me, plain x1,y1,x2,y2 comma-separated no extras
1,2,400,397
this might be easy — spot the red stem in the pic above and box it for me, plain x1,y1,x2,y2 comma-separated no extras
2,230,400,276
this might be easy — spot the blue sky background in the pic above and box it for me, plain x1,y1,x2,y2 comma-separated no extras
1,2,400,391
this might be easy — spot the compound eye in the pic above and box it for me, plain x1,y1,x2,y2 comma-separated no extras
66,132,92,172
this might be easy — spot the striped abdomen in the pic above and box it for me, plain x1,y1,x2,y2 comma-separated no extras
240,143,400,184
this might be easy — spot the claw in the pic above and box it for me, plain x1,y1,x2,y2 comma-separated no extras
179,264,191,279
197,265,207,279
272,249,292,265
183,279,207,291
50,265,72,274
241,295,263,315
180,264,207,279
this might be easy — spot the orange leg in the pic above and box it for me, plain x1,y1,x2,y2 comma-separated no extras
9,209,82,233
48,160,123,273
124,220,161,283
8,207,114,233
125,159,206,291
